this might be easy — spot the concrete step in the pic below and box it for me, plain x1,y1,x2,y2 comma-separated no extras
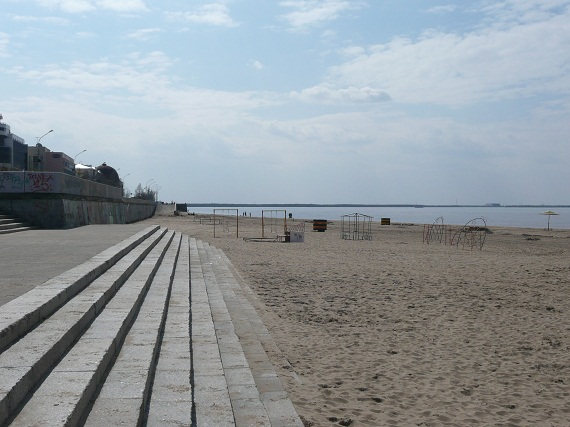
190,238,235,426
0,213,35,234
0,222,26,231
209,246,303,427
85,233,183,426
205,244,303,427
0,225,161,353
147,235,192,425
0,231,299,426
0,226,35,235
197,240,272,426
9,230,177,426
0,228,171,425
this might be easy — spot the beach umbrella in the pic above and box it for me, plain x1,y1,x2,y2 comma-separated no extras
541,210,559,230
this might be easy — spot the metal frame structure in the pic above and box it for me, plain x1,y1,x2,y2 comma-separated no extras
261,209,287,238
450,217,488,250
340,213,373,240
423,216,448,245
213,208,239,238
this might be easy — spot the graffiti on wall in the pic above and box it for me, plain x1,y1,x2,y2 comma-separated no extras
0,172,25,192
27,173,55,192
0,171,122,199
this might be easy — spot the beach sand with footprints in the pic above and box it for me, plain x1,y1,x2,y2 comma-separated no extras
144,211,570,426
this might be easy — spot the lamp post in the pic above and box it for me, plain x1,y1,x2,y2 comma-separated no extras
74,149,87,163
36,129,53,144
153,184,161,202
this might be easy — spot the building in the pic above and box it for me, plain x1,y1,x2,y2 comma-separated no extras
27,143,51,171
0,117,28,171
44,151,75,175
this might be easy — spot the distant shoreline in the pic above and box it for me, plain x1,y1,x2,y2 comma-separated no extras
187,203,570,208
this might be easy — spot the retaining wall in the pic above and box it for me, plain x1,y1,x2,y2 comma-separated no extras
0,171,122,199
0,172,156,228
0,196,156,229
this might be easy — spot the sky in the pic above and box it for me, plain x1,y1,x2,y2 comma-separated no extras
1,0,569,205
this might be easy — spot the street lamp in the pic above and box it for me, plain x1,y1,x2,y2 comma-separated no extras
36,129,53,144
154,185,161,202
74,149,87,162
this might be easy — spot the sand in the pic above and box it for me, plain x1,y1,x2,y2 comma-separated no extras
143,211,570,426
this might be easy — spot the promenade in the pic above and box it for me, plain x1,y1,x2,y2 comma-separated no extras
0,224,149,306
0,224,302,426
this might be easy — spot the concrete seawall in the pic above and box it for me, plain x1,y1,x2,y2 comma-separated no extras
0,196,156,229
0,171,156,228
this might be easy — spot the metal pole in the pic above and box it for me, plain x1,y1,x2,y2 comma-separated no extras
262,211,265,238
213,209,216,238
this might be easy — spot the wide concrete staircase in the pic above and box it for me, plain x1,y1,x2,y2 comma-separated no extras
0,214,35,235
0,225,302,426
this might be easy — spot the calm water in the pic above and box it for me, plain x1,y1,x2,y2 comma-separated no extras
187,206,570,229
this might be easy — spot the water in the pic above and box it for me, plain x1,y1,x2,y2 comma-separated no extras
187,206,570,229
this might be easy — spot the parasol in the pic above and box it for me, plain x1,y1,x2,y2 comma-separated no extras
541,210,559,231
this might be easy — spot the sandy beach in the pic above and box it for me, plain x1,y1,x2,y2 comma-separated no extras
143,211,570,426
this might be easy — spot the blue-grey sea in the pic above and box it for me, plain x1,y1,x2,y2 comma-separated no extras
187,206,570,229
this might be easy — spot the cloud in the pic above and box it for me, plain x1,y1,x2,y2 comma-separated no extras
126,28,161,41
426,5,457,14
35,0,95,13
34,0,148,13
0,33,9,57
323,4,570,106
11,15,69,25
480,0,570,25
9,53,172,93
251,60,264,70
293,85,390,104
279,0,364,30
96,0,148,13
8,52,278,120
166,3,238,27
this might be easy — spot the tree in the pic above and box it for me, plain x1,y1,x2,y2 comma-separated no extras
133,183,156,201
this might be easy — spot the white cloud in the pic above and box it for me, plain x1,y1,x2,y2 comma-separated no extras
280,0,364,30
338,45,366,58
251,60,264,70
426,5,457,14
293,85,390,104
480,0,570,25
324,5,570,106
8,52,278,119
126,28,161,41
75,31,96,38
166,3,237,27
0,33,9,57
34,0,148,13
11,15,69,25
96,0,148,13
35,0,95,13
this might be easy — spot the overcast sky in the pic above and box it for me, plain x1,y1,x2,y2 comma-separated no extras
2,0,569,204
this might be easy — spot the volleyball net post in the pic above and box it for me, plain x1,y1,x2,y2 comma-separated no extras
213,208,239,238
261,209,287,239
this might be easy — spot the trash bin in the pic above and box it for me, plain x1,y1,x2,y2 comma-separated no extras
313,219,327,232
